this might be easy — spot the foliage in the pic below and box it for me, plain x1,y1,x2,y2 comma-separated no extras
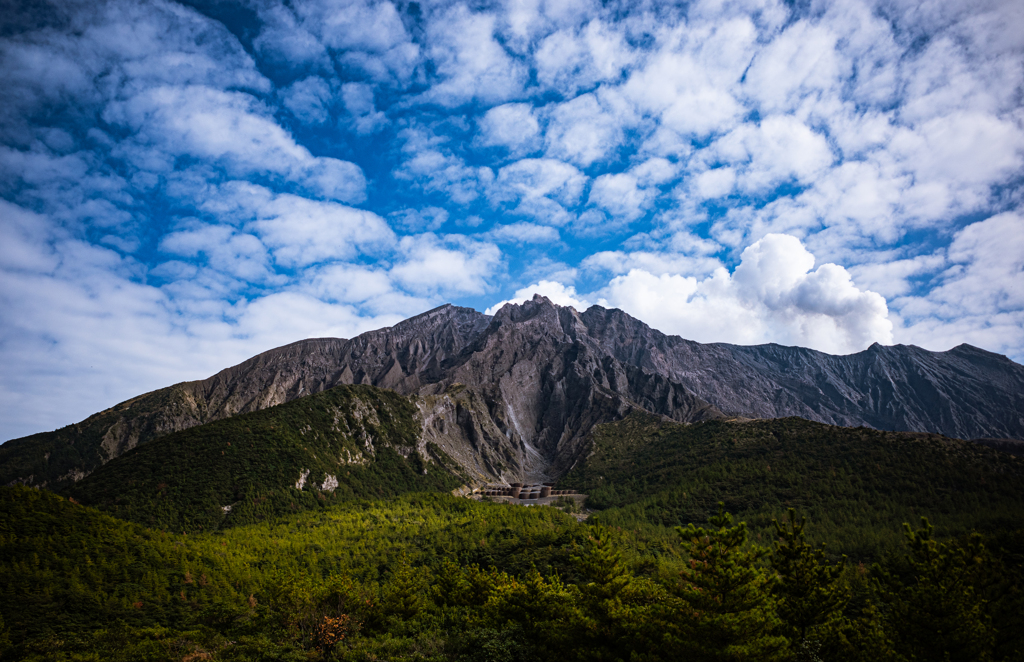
3,485,1022,660
561,412,1024,558
6,406,1024,660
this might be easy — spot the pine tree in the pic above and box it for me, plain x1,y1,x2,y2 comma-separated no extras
770,509,848,649
665,504,788,661
875,518,995,661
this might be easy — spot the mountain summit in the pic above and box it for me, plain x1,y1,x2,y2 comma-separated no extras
3,296,1023,488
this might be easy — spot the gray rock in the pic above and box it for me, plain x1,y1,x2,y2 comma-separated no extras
3,295,1022,489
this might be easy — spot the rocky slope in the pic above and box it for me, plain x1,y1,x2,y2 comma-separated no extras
63,384,464,532
3,295,1023,489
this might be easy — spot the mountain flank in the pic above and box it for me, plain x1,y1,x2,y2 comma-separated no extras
562,411,1024,557
3,295,1023,489
64,384,464,532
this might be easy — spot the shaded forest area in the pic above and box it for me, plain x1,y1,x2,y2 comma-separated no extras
562,412,1024,558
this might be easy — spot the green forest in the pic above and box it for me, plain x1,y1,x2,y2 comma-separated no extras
2,486,1023,661
2,392,1024,660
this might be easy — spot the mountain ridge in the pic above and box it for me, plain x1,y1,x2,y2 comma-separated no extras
3,296,1023,489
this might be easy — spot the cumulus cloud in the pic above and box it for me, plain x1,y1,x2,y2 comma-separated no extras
487,221,561,244
105,85,366,202
417,4,527,107
597,234,893,354
490,158,587,225
282,76,333,125
485,280,592,315
476,103,542,156
390,234,502,297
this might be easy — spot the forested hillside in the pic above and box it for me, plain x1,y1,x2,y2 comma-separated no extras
562,412,1024,558
5,383,1024,660
2,486,1023,661
64,384,463,532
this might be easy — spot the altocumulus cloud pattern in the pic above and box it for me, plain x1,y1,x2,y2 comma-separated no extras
0,0,1022,440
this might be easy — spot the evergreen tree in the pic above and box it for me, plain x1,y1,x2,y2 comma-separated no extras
876,518,995,661
770,509,848,652
571,524,646,661
664,504,788,661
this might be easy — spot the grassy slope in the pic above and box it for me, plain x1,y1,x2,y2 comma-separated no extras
65,384,464,532
560,412,1024,558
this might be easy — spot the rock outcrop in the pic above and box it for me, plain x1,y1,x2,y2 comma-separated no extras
3,295,1023,489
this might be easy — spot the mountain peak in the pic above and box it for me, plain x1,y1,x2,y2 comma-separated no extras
3,302,1023,490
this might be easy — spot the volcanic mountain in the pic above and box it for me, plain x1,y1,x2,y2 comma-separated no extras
3,295,1023,489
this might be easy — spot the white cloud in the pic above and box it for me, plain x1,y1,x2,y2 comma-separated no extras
587,172,652,221
582,249,722,279
394,126,493,204
0,197,418,441
477,103,542,156
276,0,419,83
535,19,635,96
705,115,834,194
487,221,561,244
543,92,629,167
418,4,527,107
597,233,893,354
622,17,756,137
485,280,592,315
160,222,274,282
490,157,587,224
694,168,737,199
282,76,333,125
341,82,387,134
302,263,430,316
742,20,846,114
893,212,1024,359
252,3,329,69
105,85,366,202
847,254,945,299
248,195,396,267
889,112,1024,221
390,234,502,297
499,0,597,50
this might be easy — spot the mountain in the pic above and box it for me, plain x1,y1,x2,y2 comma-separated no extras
64,384,463,532
3,295,1024,489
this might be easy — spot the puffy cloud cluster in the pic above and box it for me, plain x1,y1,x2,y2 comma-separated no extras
487,235,893,355
485,280,593,315
598,235,893,355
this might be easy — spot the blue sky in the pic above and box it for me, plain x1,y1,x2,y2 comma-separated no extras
1,0,1023,441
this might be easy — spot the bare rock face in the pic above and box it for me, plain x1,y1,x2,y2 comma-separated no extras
3,295,1023,490
578,305,1024,439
